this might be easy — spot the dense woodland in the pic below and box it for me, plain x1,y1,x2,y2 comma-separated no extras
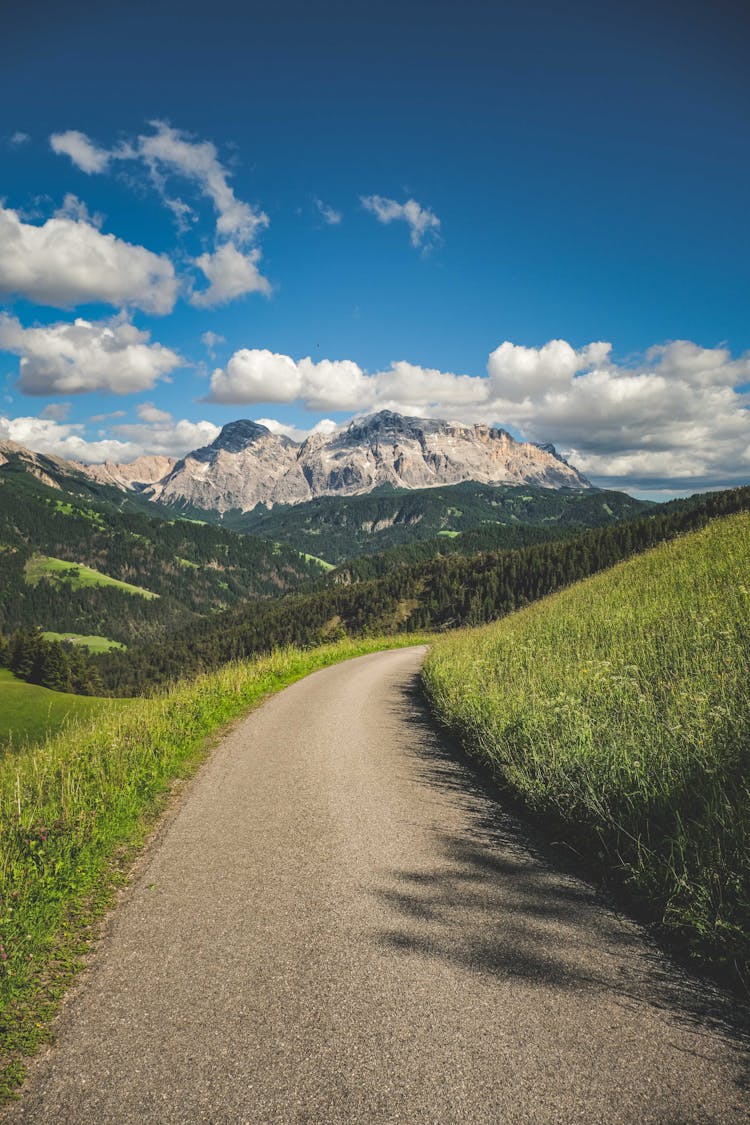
93,484,750,696
0,628,102,693
206,481,652,562
0,454,325,643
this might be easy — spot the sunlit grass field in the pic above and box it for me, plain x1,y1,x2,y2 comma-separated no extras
40,632,126,653
0,670,119,749
423,513,750,987
24,555,158,598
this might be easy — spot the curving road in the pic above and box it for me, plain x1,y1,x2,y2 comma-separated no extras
9,647,750,1123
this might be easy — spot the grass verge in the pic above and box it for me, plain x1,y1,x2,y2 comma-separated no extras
0,634,428,1101
422,513,750,992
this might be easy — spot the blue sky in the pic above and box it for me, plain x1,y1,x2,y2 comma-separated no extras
1,0,749,495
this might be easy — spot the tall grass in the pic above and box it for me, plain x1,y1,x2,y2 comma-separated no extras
0,635,427,1097
423,513,750,989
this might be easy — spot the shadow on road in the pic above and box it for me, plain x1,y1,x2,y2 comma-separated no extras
370,671,750,1076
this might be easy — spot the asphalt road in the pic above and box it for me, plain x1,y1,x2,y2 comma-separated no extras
9,647,750,1123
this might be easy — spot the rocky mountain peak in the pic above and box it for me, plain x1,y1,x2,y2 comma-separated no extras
534,441,571,466
73,409,591,513
210,419,278,454
344,410,442,444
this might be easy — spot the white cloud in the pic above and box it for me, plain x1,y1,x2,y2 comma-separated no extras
361,194,440,248
48,122,271,307
207,350,368,410
136,121,267,244
0,414,138,462
9,132,30,148
89,410,126,422
0,314,182,396
208,349,304,404
40,402,72,421
201,330,226,356
191,243,270,307
50,123,265,239
136,401,173,424
0,410,220,464
206,338,750,489
50,129,112,173
109,414,220,458
54,193,103,227
255,417,339,442
314,198,342,225
0,205,178,314
487,340,611,397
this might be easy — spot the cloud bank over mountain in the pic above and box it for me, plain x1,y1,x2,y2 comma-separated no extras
204,338,750,489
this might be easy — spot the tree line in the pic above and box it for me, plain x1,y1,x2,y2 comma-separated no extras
0,629,102,694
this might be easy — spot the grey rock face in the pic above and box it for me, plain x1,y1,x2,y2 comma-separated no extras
76,455,177,492
144,411,591,512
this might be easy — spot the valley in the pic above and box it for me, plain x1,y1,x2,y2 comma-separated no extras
1,419,748,1109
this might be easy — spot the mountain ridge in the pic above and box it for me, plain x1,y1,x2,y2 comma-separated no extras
78,410,591,513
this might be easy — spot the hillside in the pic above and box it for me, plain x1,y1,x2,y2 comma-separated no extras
95,484,750,695
423,513,750,987
0,448,326,644
0,669,120,748
216,481,651,564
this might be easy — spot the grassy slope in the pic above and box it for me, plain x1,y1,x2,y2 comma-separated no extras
0,670,119,748
25,556,159,599
0,634,429,1099
423,513,750,988
40,632,126,653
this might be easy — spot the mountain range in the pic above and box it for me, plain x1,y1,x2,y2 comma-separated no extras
78,410,590,513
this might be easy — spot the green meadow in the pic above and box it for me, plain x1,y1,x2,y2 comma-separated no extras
423,513,750,987
0,670,117,749
24,555,159,599
40,632,126,653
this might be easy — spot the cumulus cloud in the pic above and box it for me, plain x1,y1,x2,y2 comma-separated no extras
191,243,270,307
206,339,750,489
314,198,342,226
0,414,139,463
0,205,178,313
109,413,220,458
50,129,112,173
361,195,440,249
0,314,182,396
255,417,339,442
495,342,750,490
0,409,220,464
206,350,368,411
